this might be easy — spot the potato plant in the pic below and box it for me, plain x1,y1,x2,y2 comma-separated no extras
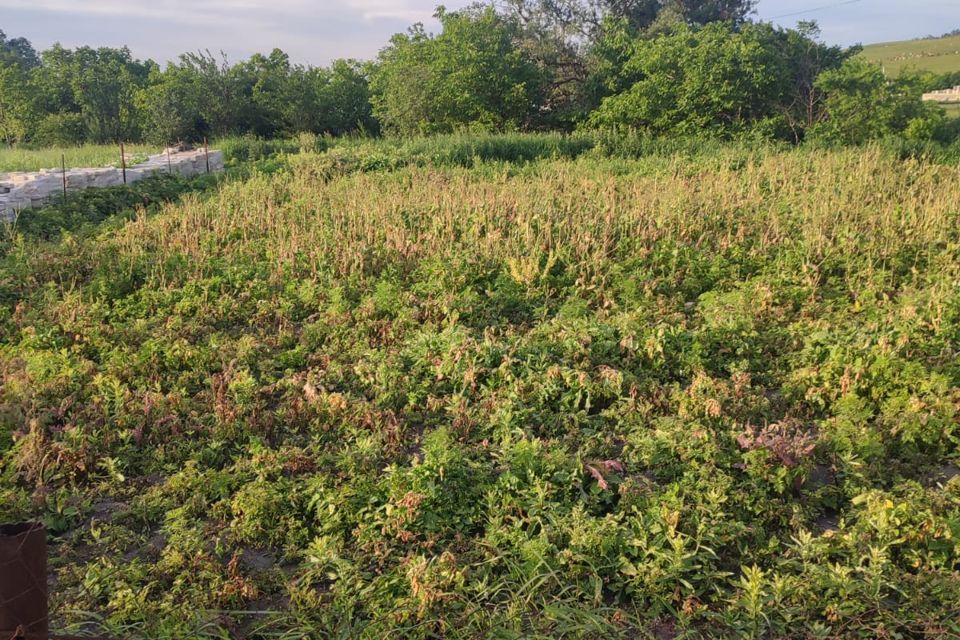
1,134,959,639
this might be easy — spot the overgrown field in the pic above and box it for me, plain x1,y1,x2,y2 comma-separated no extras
861,33,960,76
1,136,959,638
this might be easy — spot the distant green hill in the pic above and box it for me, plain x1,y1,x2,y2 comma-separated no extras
861,33,960,76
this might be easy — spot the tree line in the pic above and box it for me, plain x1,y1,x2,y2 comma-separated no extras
2,1,959,147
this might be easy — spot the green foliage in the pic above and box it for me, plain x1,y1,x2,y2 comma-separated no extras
30,113,88,147
809,58,950,145
0,142,157,172
1,14,957,148
216,135,302,162
319,59,379,136
0,60,33,144
0,32,38,143
0,173,215,249
136,64,206,145
897,68,960,94
0,29,39,69
137,51,375,143
501,0,756,41
371,6,547,135
33,44,151,143
0,37,373,146
2,135,960,637
591,22,781,134
589,22,855,141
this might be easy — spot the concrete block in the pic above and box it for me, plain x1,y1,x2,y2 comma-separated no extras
1,148,224,222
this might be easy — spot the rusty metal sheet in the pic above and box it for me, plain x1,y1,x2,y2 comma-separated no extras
0,522,48,640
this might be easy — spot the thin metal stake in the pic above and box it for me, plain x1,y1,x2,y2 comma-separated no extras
204,137,210,174
61,154,67,202
167,147,173,174
120,142,127,184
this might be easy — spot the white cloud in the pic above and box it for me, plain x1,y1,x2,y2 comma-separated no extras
0,0,258,28
0,0,470,64
344,0,438,21
0,0,440,24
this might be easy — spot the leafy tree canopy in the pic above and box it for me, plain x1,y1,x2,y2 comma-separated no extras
0,28,39,68
589,21,858,140
370,6,547,135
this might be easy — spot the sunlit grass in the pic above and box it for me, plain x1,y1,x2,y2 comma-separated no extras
862,33,960,76
0,143,159,173
941,102,960,118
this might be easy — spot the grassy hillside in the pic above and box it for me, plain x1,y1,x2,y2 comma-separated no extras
862,33,960,76
2,135,960,639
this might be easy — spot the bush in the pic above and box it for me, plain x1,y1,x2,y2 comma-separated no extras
809,58,943,145
32,112,86,146
218,135,301,163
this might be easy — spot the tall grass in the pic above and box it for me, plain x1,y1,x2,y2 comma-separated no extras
114,144,959,292
215,135,304,163
0,143,159,173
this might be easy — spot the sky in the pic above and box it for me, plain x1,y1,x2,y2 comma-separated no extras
1,0,957,67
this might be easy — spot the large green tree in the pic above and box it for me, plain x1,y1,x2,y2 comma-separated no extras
495,0,758,125
0,64,32,143
0,30,40,143
371,6,547,135
766,21,852,142
810,58,948,144
177,52,248,139
589,21,855,140
499,0,755,40
136,62,205,145
316,60,378,136
135,51,376,143
0,29,39,68
33,45,150,143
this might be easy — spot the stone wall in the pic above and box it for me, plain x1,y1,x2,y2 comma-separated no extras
922,85,960,103
0,148,224,221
